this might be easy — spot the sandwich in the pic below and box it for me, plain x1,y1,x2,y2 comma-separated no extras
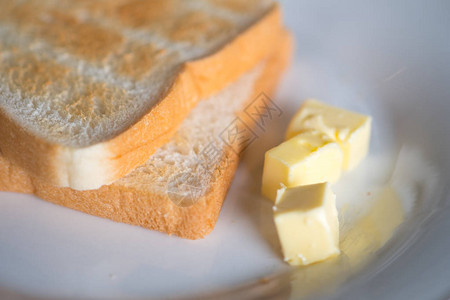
0,0,292,239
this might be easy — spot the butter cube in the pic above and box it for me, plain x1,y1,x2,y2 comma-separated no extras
262,131,343,202
274,183,340,266
286,99,371,170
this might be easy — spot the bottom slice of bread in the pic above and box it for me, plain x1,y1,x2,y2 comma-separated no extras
0,32,292,239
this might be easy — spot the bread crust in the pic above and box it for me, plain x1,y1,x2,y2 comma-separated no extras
0,31,293,239
0,5,284,190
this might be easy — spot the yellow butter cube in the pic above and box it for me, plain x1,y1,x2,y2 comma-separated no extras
286,99,371,170
261,131,343,202
274,183,340,266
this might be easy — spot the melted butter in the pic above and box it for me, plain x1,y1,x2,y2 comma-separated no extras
340,186,404,266
289,185,404,298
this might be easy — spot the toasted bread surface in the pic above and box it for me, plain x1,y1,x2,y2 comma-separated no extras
0,0,283,190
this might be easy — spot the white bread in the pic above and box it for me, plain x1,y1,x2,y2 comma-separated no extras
0,0,284,190
0,31,293,239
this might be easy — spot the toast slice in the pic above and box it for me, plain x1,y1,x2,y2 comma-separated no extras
0,31,292,239
0,0,285,190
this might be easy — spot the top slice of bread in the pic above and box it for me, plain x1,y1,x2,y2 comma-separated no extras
0,0,283,190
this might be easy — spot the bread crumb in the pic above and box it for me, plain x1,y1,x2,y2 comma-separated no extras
259,277,270,284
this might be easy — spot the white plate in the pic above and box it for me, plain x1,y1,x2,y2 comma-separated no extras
1,1,450,299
